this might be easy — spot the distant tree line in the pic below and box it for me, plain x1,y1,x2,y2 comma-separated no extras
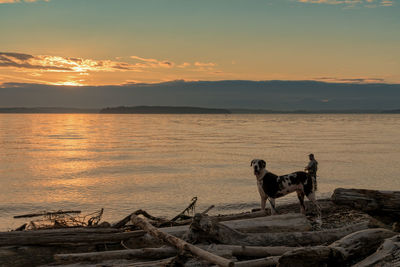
99,106,231,114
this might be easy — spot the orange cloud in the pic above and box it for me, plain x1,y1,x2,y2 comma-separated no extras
0,52,139,73
194,62,216,67
130,55,174,68
0,52,225,86
178,62,191,68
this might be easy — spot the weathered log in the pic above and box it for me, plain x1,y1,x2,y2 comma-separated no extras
0,227,146,246
186,213,312,244
201,244,295,258
353,234,400,267
0,243,102,267
185,212,372,247
123,257,175,267
213,210,268,222
217,245,295,258
131,214,235,267
332,188,400,219
116,256,277,267
241,221,372,247
54,246,177,262
278,228,396,267
250,198,335,214
158,213,314,244
220,213,311,233
234,256,280,267
130,254,278,267
114,198,337,229
0,214,311,247
8,214,365,248
54,244,295,264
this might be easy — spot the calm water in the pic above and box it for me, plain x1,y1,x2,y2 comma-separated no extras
1,114,400,231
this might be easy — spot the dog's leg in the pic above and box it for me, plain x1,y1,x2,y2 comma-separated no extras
268,198,278,215
296,190,306,214
260,197,267,214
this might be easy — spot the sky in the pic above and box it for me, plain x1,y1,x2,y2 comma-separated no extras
0,0,399,87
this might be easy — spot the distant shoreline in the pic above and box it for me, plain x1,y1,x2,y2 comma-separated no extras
100,106,231,114
0,106,399,114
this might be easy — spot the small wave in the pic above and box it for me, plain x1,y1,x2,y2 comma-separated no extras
47,134,86,140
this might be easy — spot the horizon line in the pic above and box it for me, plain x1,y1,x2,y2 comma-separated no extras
2,78,400,88
0,106,399,114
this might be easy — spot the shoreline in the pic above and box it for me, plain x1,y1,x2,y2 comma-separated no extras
1,188,399,266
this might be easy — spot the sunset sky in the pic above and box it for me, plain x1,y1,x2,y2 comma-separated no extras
1,0,399,86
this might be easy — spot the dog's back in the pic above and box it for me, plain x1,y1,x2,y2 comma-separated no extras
261,171,313,198
290,171,313,196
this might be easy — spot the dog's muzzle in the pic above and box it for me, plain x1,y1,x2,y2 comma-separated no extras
254,168,259,175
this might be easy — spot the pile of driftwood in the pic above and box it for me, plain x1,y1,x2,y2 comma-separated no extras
0,188,399,267
13,209,104,231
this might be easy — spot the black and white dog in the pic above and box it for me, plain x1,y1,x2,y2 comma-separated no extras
251,159,321,217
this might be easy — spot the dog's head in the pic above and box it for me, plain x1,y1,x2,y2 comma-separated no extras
250,159,266,176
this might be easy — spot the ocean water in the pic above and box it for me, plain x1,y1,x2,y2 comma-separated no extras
1,114,400,231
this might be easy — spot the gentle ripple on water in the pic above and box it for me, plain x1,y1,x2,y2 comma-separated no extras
0,114,400,230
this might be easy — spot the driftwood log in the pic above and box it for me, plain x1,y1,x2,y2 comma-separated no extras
238,222,372,247
113,198,335,229
54,244,297,263
278,228,396,266
185,213,373,247
353,234,400,267
123,257,176,267
332,188,400,220
208,244,296,258
0,214,311,247
0,228,145,246
234,256,280,267
131,214,235,267
185,213,311,244
137,213,314,247
220,213,311,233
54,246,178,263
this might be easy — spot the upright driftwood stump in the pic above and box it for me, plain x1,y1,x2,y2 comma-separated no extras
185,213,246,244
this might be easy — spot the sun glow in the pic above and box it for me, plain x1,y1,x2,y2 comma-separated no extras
54,81,85,86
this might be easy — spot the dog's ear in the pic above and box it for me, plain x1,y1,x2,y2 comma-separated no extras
250,159,256,166
260,160,266,169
